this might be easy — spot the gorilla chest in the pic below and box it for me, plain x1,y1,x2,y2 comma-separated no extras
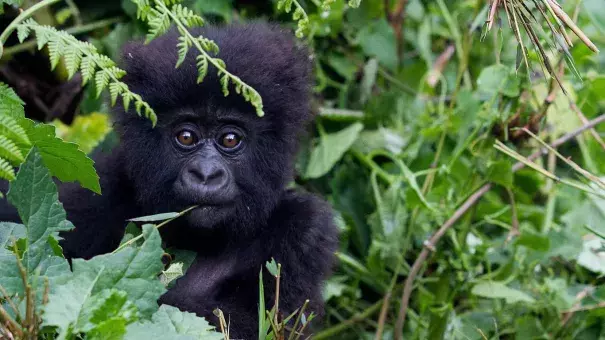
168,255,238,299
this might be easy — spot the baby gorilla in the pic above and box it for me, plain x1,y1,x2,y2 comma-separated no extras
51,23,336,338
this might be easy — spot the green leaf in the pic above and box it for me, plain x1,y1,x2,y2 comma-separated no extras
43,274,138,340
71,224,166,317
159,262,184,287
486,160,514,189
515,229,550,252
125,305,222,340
265,258,279,277
19,119,101,193
305,123,364,179
7,148,75,275
577,239,605,274
76,289,138,335
477,64,521,98
471,282,535,304
42,271,104,339
356,19,397,70
128,212,180,222
0,222,25,250
0,82,25,118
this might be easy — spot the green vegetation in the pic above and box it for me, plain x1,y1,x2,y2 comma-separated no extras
1,0,605,339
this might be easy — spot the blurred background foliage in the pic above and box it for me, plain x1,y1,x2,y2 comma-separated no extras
1,0,605,339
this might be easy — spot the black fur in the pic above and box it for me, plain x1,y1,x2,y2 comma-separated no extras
1,23,337,339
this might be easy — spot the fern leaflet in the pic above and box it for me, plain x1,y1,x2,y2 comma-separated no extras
134,0,265,117
16,19,157,126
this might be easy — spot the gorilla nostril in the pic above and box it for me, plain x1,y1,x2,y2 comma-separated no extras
188,163,227,187
202,168,225,185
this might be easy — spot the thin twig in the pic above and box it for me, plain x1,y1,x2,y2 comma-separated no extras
393,113,605,339
569,102,605,151
562,301,605,314
387,0,408,65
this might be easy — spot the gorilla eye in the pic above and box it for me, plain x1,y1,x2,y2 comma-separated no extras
219,132,241,149
176,130,197,147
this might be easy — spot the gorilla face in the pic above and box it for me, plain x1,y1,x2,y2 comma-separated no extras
118,103,290,231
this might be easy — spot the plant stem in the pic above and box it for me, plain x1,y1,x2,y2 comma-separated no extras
0,0,61,52
112,205,198,253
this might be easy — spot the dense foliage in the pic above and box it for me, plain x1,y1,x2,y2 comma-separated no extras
0,0,604,339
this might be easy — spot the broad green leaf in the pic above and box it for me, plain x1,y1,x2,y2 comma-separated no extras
128,212,180,222
0,82,25,118
160,262,184,287
471,282,535,304
0,252,21,294
7,148,74,275
43,272,136,339
18,119,101,193
515,229,550,252
0,222,25,250
322,276,347,301
354,128,407,155
0,228,70,298
76,289,138,335
305,123,363,179
577,239,605,274
71,224,166,317
486,160,514,189
125,305,222,340
532,82,579,137
52,112,112,154
42,273,100,339
356,19,397,70
477,64,521,98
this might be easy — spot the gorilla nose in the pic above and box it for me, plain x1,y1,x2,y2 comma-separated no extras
186,162,229,191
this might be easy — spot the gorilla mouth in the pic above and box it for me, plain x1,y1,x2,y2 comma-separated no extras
184,203,236,228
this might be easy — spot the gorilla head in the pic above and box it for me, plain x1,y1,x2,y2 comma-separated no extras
113,23,312,231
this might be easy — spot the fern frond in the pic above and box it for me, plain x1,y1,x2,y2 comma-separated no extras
146,8,171,43
81,55,96,83
175,35,190,68
0,115,30,146
195,54,208,83
134,0,265,116
17,19,158,126
172,4,204,27
0,158,15,181
198,36,219,55
0,135,24,164
132,0,152,19
277,0,309,38
64,47,83,78
109,82,123,106
16,24,30,43
95,70,111,97
219,73,230,97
